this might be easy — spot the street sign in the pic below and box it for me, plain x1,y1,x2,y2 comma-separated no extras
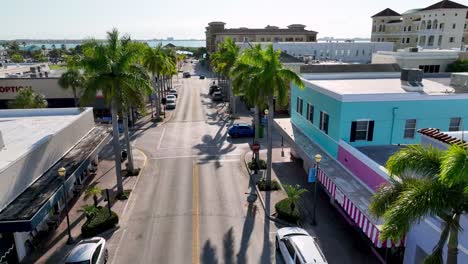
252,143,260,153
261,117,267,126
308,168,316,183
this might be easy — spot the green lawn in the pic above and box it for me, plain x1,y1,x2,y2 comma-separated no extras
48,64,67,70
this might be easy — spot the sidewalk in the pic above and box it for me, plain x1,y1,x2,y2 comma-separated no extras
244,146,380,264
25,145,147,264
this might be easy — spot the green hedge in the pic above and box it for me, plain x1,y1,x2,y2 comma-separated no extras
257,178,281,191
81,207,119,238
275,198,300,223
248,159,267,170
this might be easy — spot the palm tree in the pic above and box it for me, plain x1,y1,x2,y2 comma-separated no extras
210,37,240,113
370,145,468,264
8,87,48,109
84,186,102,207
79,204,99,220
58,68,85,107
231,44,304,185
283,184,308,213
80,29,152,194
143,44,173,119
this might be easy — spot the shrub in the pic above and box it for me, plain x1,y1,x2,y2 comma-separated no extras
81,207,119,237
275,198,300,223
257,178,281,191
248,159,267,170
116,189,131,200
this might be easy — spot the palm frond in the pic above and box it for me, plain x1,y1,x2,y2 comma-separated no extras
386,145,442,179
440,145,468,185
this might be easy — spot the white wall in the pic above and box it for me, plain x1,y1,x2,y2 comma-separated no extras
237,42,394,63
0,108,95,211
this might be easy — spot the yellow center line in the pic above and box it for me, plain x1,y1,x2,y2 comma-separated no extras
192,161,200,264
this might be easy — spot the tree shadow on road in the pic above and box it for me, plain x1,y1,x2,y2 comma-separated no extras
223,227,235,264
202,240,219,264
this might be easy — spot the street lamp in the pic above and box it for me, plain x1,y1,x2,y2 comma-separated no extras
264,109,269,139
58,167,75,245
311,154,322,226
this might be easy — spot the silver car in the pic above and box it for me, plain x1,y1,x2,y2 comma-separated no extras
276,227,327,264
65,237,108,264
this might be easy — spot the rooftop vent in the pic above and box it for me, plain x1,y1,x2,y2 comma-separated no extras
401,68,424,92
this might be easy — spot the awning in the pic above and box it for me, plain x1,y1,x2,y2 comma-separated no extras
0,126,110,233
274,118,405,248
317,169,405,248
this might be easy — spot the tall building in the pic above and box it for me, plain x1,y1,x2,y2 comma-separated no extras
370,0,468,50
205,21,318,53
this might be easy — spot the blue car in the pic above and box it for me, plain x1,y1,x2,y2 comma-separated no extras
228,123,254,138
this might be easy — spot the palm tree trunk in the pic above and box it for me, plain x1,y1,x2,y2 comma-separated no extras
266,96,274,184
123,108,135,172
155,76,161,119
93,195,98,207
447,214,460,264
254,105,260,164
111,98,124,194
72,88,78,107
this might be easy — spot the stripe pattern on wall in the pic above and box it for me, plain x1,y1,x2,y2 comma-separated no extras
317,169,405,248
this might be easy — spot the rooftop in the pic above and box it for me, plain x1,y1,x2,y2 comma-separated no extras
371,8,401,18
301,75,468,102
357,145,404,167
0,108,84,172
421,0,468,11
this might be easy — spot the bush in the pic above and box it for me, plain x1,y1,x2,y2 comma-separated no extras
116,189,131,200
248,159,267,170
81,207,119,237
275,198,300,223
257,178,281,191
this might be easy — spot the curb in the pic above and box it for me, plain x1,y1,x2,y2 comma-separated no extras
241,151,291,227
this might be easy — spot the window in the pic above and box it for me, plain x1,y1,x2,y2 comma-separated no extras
401,38,405,44
452,23,456,29
449,117,462,131
319,111,329,134
306,103,314,123
408,26,412,31
419,65,440,73
296,97,303,115
284,239,296,258
403,26,407,32
428,35,435,46
449,37,455,43
350,120,375,142
427,20,432,30
404,119,417,139
92,245,102,264
440,23,444,29
438,35,443,46
465,24,467,29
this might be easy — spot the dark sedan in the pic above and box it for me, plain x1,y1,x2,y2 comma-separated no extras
228,123,254,138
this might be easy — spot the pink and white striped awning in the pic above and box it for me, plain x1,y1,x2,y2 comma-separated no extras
317,169,405,248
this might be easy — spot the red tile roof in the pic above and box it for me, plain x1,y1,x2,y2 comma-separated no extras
418,128,468,148
421,0,468,11
372,8,401,18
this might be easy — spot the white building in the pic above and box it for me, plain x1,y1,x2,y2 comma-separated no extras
372,48,460,72
237,41,394,63
0,108,109,263
371,0,468,50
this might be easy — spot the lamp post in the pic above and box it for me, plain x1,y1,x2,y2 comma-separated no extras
311,154,322,226
58,167,75,245
264,109,269,139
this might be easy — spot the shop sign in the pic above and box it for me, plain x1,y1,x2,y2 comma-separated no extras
0,86,30,93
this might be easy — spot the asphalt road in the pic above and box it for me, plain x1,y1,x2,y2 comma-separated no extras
109,62,279,264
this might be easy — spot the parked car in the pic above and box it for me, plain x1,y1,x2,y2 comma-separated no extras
209,85,220,95
65,237,108,264
165,101,176,109
199,74,205,79
166,94,177,102
183,72,191,78
168,89,178,97
276,227,327,264
228,123,254,138
212,91,223,102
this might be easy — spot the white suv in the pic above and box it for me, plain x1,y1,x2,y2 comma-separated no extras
276,227,327,264
65,237,108,264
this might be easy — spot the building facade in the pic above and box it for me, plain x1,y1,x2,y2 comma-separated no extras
237,41,394,63
371,0,468,50
372,49,460,72
205,22,318,53
275,69,468,262
0,108,109,263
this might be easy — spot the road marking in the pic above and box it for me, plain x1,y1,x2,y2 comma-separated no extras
192,160,200,264
149,153,242,160
157,126,166,149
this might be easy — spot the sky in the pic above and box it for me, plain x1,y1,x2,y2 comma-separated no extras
2,0,459,40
